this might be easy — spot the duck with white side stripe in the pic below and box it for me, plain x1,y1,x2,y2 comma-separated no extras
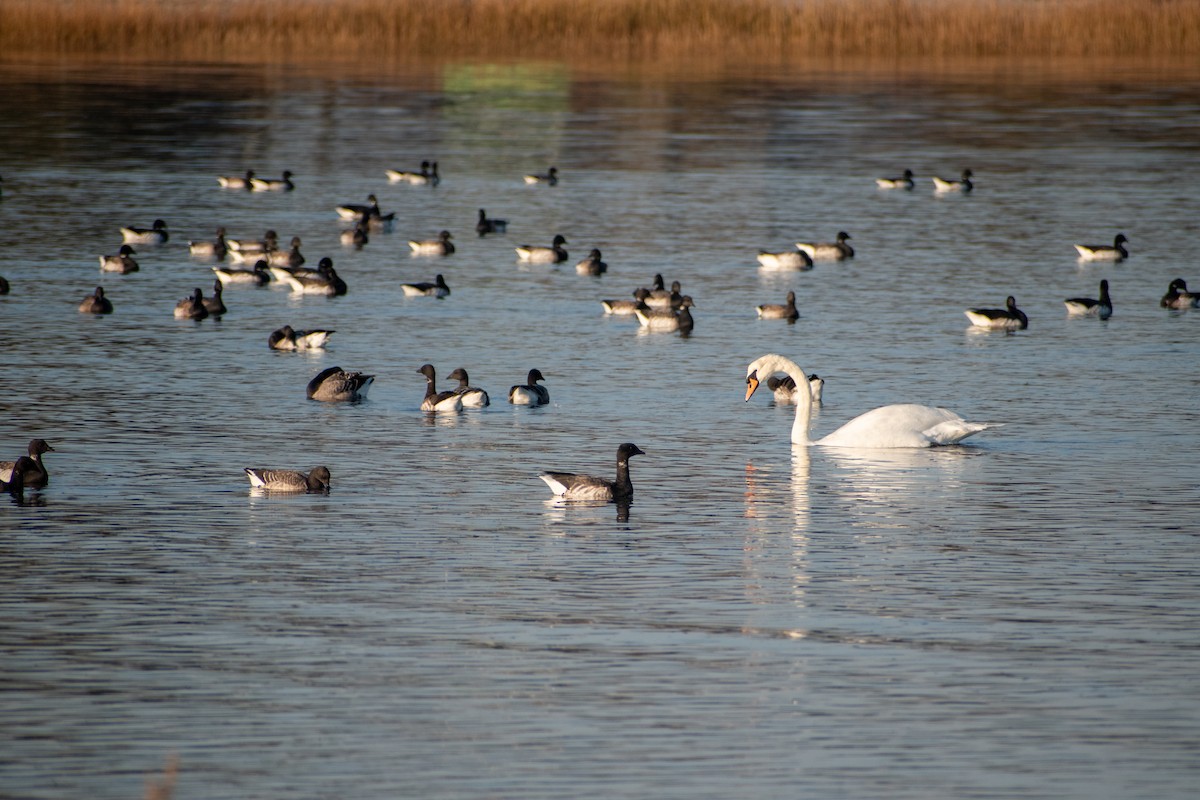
249,170,294,191
965,295,1028,330
78,286,113,314
1161,278,1200,309
636,296,694,333
401,274,450,298
475,209,507,236
217,170,255,189
575,248,607,276
268,325,334,351
523,166,558,185
417,364,463,412
446,367,490,407
1074,234,1128,262
932,169,973,193
214,259,270,286
409,230,455,255
173,288,209,320
757,248,813,271
540,443,644,502
516,234,568,264
0,439,54,488
244,466,330,493
188,227,227,259
600,288,651,315
756,291,799,321
1065,280,1113,319
876,169,914,189
796,231,853,261
100,244,138,274
121,219,168,245
509,369,549,406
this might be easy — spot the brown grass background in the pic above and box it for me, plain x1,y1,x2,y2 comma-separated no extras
1,0,1198,65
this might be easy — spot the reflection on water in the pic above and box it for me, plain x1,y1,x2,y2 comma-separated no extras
3,57,1200,800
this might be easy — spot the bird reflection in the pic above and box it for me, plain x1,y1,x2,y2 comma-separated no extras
542,496,632,523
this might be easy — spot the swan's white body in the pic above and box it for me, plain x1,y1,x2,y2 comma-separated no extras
746,353,994,448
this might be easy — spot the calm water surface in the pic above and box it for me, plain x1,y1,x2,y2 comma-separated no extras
1,59,1199,799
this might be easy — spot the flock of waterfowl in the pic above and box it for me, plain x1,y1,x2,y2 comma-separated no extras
1,160,1196,504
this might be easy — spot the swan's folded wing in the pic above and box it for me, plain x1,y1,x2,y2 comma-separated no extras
922,418,999,446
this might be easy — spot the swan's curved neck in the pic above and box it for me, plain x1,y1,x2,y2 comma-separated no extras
752,354,813,445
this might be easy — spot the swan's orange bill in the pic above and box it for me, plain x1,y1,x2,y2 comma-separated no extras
745,372,760,402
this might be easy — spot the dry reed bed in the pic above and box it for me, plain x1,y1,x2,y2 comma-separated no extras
1,0,1198,63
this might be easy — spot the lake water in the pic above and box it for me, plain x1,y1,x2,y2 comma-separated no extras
2,58,1199,799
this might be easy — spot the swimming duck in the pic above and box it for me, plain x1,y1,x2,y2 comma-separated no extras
213,259,270,286
188,227,228,259
121,219,169,245
280,258,347,296
1074,234,1129,262
340,220,369,248
539,442,644,502
367,211,398,232
174,288,210,320
600,288,651,315
1,456,33,495
747,353,994,447
268,325,334,351
417,364,463,412
385,160,432,184
203,279,227,316
576,248,608,276
643,276,683,309
408,230,455,255
523,166,558,185
78,286,113,314
100,244,139,273
407,161,439,186
1160,278,1200,309
306,366,373,402
0,439,55,488
516,234,568,264
475,209,508,236
636,296,694,333
766,374,825,404
964,296,1028,330
249,170,294,191
876,169,915,189
1064,279,1113,318
266,236,305,268
244,466,330,493
756,291,799,321
401,274,450,298
226,230,278,256
932,169,974,193
796,231,854,261
217,169,255,189
446,367,490,407
756,249,813,271
509,368,549,406
336,194,381,220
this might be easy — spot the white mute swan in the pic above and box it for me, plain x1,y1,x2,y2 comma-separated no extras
745,353,995,448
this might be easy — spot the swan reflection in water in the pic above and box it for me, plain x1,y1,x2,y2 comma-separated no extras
823,445,982,527
742,447,811,607
743,447,810,527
